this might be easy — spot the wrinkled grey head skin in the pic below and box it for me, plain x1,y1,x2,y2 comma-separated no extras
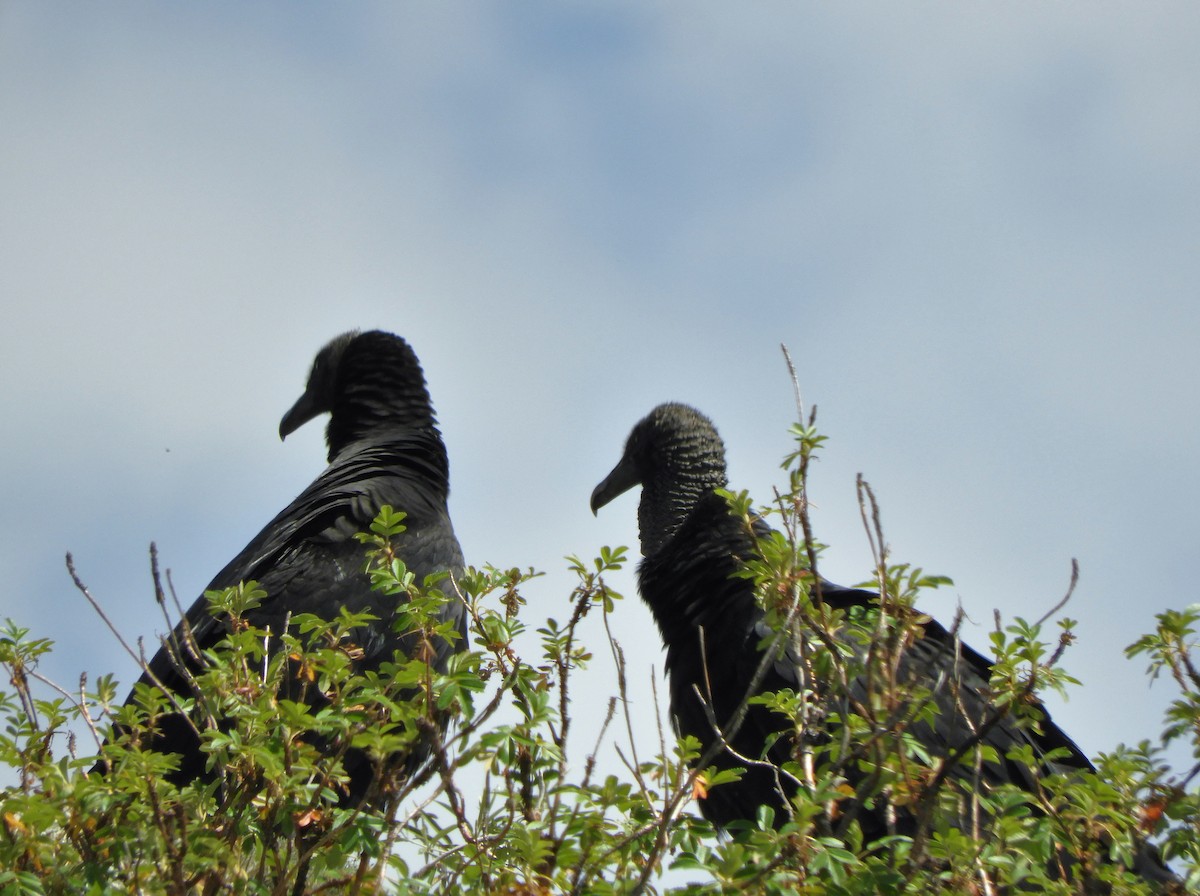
278,330,359,441
279,329,438,463
591,402,728,557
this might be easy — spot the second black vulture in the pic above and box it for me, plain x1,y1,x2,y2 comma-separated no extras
591,402,1179,888
117,329,466,805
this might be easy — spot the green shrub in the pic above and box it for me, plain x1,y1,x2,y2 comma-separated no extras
1,415,1196,894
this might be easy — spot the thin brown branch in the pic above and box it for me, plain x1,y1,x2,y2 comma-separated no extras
1035,558,1080,629
67,552,144,669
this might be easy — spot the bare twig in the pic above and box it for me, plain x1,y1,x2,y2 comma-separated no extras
781,343,805,424
605,616,654,806
67,552,143,668
1035,558,1080,628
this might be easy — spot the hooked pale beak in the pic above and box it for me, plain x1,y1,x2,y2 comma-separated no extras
279,389,323,440
590,452,641,514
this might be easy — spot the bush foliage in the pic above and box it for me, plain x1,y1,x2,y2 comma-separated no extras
1,417,1198,894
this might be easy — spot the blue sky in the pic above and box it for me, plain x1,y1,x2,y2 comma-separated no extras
3,1,1200,820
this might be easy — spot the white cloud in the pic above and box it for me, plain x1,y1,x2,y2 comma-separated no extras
2,1,1199,827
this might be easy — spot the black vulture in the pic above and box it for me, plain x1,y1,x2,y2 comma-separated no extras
116,329,466,805
592,402,1180,888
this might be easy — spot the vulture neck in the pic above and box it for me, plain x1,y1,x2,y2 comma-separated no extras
639,456,728,557
326,383,439,462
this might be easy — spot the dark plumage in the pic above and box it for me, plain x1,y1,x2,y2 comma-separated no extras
121,330,466,803
592,402,1179,888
